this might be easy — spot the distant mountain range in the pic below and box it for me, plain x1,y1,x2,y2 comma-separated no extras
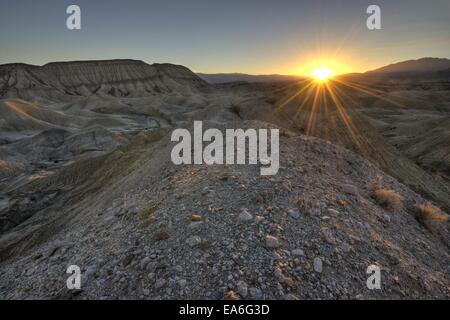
197,73,303,84
358,57,450,81
366,57,450,74
198,58,450,84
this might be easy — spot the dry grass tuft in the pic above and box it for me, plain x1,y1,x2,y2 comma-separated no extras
140,204,158,226
140,205,157,219
414,203,448,223
291,196,321,216
153,228,171,241
372,188,403,211
337,199,348,207
226,291,238,300
413,203,448,237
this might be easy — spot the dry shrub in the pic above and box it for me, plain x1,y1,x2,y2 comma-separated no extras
140,204,157,219
142,216,157,227
140,204,158,226
153,228,171,241
413,203,449,240
337,199,348,207
226,291,238,300
291,195,321,216
372,188,403,211
414,203,448,224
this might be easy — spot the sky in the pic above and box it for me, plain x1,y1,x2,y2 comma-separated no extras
0,0,449,75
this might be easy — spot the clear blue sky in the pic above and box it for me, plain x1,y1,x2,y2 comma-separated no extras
0,0,449,74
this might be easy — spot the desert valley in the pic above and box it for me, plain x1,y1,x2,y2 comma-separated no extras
0,57,449,299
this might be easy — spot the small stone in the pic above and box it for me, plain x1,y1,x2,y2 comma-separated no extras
155,279,167,289
284,293,299,300
191,214,202,222
382,214,391,224
249,287,263,299
340,242,352,253
238,209,253,222
173,265,183,273
142,288,150,296
146,262,156,272
327,208,339,215
313,257,323,273
236,281,248,298
201,187,212,196
255,215,264,223
265,235,281,249
321,227,338,245
291,249,304,257
85,265,97,278
188,221,204,231
178,279,187,287
422,280,432,292
288,208,300,219
186,235,202,247
274,267,283,280
140,257,151,269
25,268,35,276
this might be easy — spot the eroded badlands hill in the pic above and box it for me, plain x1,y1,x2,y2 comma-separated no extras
0,61,215,192
0,60,209,100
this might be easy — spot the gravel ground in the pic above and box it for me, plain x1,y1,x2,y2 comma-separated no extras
0,121,448,299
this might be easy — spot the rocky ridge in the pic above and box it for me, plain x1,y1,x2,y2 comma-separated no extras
0,121,448,299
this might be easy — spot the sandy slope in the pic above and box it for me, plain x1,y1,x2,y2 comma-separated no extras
0,99,83,133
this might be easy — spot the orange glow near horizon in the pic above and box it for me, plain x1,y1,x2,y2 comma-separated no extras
272,65,411,160
287,49,357,76
311,67,333,81
296,58,350,77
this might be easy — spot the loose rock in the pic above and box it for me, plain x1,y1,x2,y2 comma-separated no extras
265,235,281,249
238,209,253,222
186,235,202,247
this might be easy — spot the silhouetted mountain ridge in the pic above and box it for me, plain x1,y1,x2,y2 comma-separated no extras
197,72,303,84
367,57,450,74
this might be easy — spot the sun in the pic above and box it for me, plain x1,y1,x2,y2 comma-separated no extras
311,67,333,81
